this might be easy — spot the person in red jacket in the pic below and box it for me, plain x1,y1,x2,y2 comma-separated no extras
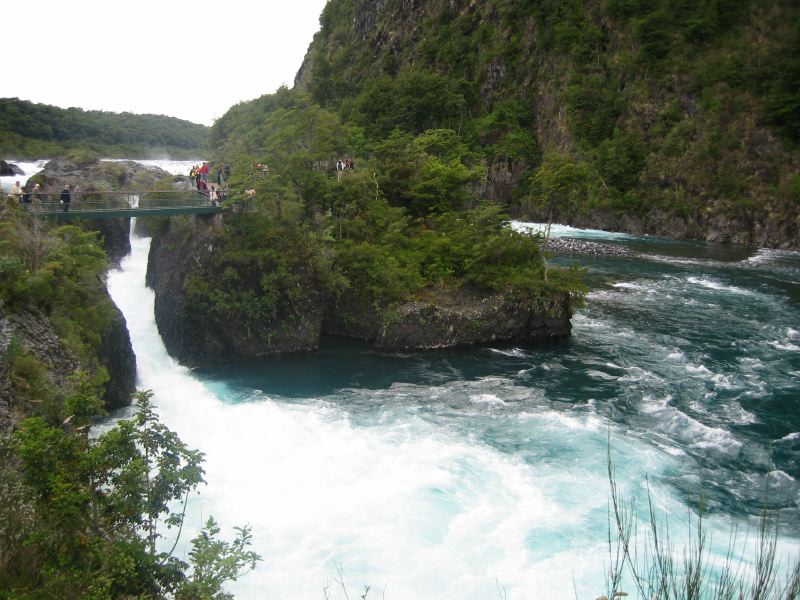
199,162,210,183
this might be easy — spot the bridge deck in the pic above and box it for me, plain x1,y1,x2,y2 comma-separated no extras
22,190,225,220
36,205,223,220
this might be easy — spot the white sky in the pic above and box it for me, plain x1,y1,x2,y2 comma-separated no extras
1,0,330,126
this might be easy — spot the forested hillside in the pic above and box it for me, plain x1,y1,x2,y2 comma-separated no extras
283,0,799,247
0,98,209,159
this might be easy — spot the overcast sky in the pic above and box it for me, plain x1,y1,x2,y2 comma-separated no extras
2,0,330,126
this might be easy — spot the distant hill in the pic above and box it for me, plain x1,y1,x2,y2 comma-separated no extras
0,98,209,159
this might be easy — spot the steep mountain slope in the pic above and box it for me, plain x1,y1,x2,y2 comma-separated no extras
293,0,799,247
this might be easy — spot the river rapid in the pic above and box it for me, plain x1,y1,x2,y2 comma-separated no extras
104,222,800,599
100,160,799,599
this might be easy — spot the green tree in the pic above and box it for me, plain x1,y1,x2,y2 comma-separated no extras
177,517,261,600
3,389,261,598
526,152,591,239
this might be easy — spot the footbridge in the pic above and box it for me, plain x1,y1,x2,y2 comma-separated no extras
23,189,223,220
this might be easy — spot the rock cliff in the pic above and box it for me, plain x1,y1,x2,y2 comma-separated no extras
96,304,137,410
374,289,571,351
147,216,571,366
0,299,135,432
146,215,324,367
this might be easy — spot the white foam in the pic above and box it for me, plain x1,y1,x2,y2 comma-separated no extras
686,364,714,376
489,348,527,358
0,159,48,191
620,366,662,384
510,220,636,241
470,394,507,406
744,248,800,266
100,158,204,176
612,282,646,290
767,470,796,484
769,341,800,352
687,276,751,295
640,394,673,414
586,369,618,381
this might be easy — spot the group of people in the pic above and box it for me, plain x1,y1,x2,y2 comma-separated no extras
251,161,269,176
189,163,210,188
335,158,355,181
7,180,72,212
189,162,232,206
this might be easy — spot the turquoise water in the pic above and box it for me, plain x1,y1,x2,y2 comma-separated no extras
107,223,800,599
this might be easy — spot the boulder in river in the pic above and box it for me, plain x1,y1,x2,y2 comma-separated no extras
0,160,24,176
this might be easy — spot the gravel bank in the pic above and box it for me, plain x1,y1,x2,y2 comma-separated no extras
544,237,634,257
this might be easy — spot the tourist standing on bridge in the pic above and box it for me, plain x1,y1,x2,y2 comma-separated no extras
60,184,71,212
30,183,42,211
10,180,22,203
200,162,209,183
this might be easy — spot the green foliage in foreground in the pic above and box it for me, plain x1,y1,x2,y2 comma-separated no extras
0,97,209,159
601,444,800,600
0,387,260,599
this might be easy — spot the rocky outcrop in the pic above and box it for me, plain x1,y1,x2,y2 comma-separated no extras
146,215,324,367
96,304,137,410
0,160,24,176
544,237,634,257
0,305,77,432
91,218,132,267
38,158,184,191
374,290,571,351
0,296,136,430
147,217,573,365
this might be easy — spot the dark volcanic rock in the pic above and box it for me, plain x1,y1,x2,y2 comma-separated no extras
91,218,132,267
375,290,571,351
96,304,136,410
0,296,136,428
147,216,574,366
147,216,323,367
0,305,78,432
0,160,24,176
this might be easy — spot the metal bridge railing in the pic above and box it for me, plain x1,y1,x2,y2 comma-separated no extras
22,189,218,215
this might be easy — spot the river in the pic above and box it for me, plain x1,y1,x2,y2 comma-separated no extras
58,154,793,598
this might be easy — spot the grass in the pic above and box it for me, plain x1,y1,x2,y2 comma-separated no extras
599,439,800,600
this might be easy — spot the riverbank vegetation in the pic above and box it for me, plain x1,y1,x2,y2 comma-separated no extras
0,204,115,412
0,206,260,598
0,98,209,159
599,445,800,600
